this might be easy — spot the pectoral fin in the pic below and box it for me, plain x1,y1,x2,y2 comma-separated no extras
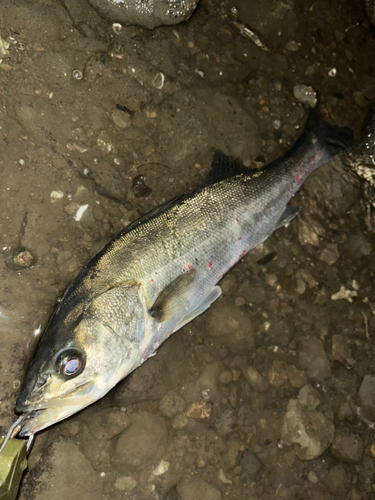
149,270,197,323
174,285,222,332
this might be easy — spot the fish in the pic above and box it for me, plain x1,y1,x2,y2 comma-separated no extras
15,108,354,436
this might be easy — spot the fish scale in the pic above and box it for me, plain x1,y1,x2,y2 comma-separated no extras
15,108,355,436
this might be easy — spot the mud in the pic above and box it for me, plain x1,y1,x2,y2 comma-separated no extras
1,0,375,499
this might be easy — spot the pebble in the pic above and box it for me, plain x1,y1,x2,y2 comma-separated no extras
112,412,167,469
359,375,375,419
86,408,131,440
234,296,246,307
268,361,288,388
308,471,319,484
220,370,233,384
4,247,36,270
172,413,188,429
298,385,320,411
115,476,137,492
177,475,222,500
325,464,351,496
319,243,340,266
281,399,335,460
242,366,269,392
111,109,132,129
240,450,263,480
216,408,237,436
285,364,307,388
298,337,331,382
332,334,355,368
293,84,317,108
286,40,299,51
152,459,170,476
298,219,319,246
186,400,211,419
159,391,186,418
330,429,363,463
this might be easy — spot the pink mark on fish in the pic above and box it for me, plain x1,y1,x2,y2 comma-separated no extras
238,237,242,241
187,263,192,270
235,217,239,223
208,262,213,270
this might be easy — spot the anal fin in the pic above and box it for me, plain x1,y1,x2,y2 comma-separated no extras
174,286,222,332
275,205,301,230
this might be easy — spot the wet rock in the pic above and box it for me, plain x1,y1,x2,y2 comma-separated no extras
281,399,335,460
205,304,255,351
268,360,288,388
115,475,137,492
177,474,222,500
320,243,340,266
88,0,199,29
358,374,375,420
215,408,237,436
325,464,351,496
286,40,299,51
34,440,103,500
186,400,211,420
293,85,317,108
159,390,186,418
172,413,188,429
330,429,363,463
111,109,132,129
240,450,263,480
132,175,152,197
220,370,233,384
4,246,37,270
298,219,319,246
242,366,269,392
332,334,355,368
286,364,307,388
86,408,131,440
112,412,167,469
298,385,320,411
298,337,331,382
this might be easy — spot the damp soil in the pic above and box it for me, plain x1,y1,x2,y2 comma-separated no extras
1,0,375,499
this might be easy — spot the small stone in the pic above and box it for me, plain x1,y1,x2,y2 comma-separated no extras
281,399,335,460
268,361,288,388
298,385,320,411
112,412,167,468
216,408,237,436
286,364,307,388
328,68,337,77
242,366,269,392
240,450,263,480
298,219,319,246
218,469,232,484
330,429,363,463
87,408,131,440
115,476,137,492
320,243,340,266
177,475,222,500
332,334,355,368
13,250,34,268
286,40,299,51
220,370,233,384
293,85,317,108
353,90,368,108
159,391,186,418
172,413,188,429
50,190,64,202
132,175,152,197
358,375,375,420
111,109,132,129
331,285,357,303
234,296,246,307
152,459,170,476
325,464,351,496
308,471,318,484
186,400,211,420
298,337,331,382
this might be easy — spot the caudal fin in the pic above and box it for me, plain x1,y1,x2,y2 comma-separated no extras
304,107,355,157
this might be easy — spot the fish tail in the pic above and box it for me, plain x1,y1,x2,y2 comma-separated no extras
304,107,356,158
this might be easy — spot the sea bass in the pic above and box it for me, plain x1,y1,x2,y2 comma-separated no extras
15,109,354,436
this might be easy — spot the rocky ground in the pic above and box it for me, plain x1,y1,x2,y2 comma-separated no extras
1,0,375,499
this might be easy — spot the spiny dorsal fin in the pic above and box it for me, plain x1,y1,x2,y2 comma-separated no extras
203,150,250,187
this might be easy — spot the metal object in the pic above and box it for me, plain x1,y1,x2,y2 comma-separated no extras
0,417,34,500
0,437,27,500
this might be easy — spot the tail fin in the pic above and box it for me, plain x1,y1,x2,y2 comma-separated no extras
304,107,355,157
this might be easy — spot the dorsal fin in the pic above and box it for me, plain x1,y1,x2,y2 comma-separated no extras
203,150,250,187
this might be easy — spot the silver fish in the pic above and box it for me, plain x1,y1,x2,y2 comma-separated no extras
15,108,354,436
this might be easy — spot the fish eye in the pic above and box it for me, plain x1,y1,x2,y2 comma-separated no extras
55,349,85,377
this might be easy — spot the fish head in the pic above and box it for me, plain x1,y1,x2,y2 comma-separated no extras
16,284,144,436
